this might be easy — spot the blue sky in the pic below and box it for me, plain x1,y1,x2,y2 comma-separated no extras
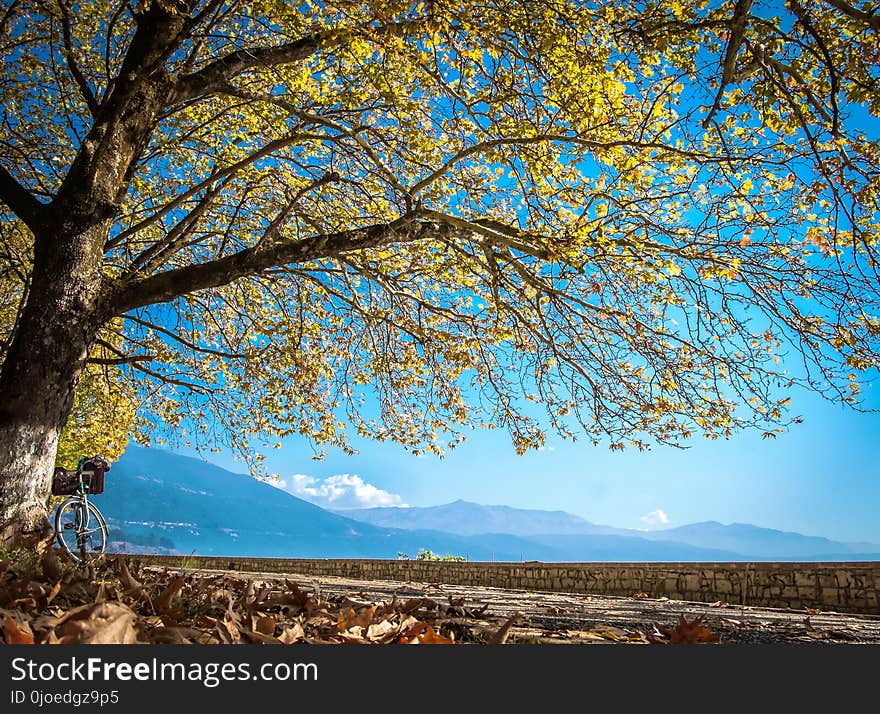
183,378,880,545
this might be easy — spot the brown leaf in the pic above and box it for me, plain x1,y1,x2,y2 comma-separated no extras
489,613,523,645
589,626,634,642
56,602,140,644
466,603,489,617
41,549,64,582
215,617,240,644
39,628,60,644
159,609,185,627
337,604,377,633
151,627,213,644
649,615,720,645
13,596,38,612
632,592,650,600
3,616,35,644
155,576,186,613
240,628,282,644
397,621,454,645
254,615,276,636
417,626,454,644
805,607,822,615
279,622,305,644
398,597,437,615
114,557,146,599
243,580,256,611
365,619,399,643
271,580,315,612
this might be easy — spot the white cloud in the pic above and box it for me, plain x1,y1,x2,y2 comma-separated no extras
640,509,670,528
272,473,407,510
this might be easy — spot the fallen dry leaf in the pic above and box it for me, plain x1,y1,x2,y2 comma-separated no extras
254,615,276,636
588,626,634,642
398,597,437,615
155,576,186,613
56,602,140,644
489,613,522,645
114,557,147,601
4,616,35,644
279,622,305,644
647,615,720,645
151,626,213,644
337,604,377,633
40,550,64,582
398,621,454,645
214,617,240,644
240,628,282,644
364,619,393,640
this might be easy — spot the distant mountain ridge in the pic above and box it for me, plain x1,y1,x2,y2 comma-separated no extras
338,502,880,561
337,499,620,537
101,446,565,561
100,447,880,561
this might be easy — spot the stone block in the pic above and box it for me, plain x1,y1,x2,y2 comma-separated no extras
715,579,733,595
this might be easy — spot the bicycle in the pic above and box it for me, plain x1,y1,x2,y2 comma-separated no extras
51,455,110,563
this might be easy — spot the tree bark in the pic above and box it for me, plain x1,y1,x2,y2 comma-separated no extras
0,222,109,546
0,6,190,546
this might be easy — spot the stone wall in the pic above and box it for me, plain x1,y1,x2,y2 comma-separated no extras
133,556,880,614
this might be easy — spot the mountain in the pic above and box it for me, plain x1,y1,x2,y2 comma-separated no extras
336,500,620,537
97,446,569,560
640,521,880,559
340,501,880,560
95,447,880,561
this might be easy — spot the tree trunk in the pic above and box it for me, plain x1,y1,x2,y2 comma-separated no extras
0,223,108,546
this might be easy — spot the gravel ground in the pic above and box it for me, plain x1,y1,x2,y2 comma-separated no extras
180,567,880,644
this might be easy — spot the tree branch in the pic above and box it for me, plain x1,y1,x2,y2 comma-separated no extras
112,215,450,313
703,0,753,128
124,313,254,359
169,20,424,106
0,165,44,232
169,33,324,105
790,0,841,134
58,0,100,117
823,0,880,32
104,130,321,251
87,354,154,365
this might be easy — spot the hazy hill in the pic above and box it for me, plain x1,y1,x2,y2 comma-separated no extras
96,447,880,561
98,446,562,560
641,521,880,559
340,501,880,560
337,499,619,537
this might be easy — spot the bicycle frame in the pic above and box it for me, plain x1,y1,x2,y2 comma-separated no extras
72,478,92,533
76,482,91,545
54,470,108,563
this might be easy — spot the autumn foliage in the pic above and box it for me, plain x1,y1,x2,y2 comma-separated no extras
2,0,880,536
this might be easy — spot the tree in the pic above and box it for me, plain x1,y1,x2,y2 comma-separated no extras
1,0,879,542
1,219,136,469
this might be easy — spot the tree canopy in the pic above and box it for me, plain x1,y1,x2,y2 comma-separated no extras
1,0,879,471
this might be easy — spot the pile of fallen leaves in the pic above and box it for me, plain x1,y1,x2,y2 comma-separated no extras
1,551,533,645
1,551,731,645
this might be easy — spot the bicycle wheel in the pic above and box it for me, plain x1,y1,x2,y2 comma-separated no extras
54,498,108,563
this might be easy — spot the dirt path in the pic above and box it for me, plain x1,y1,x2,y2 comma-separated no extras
179,567,880,644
